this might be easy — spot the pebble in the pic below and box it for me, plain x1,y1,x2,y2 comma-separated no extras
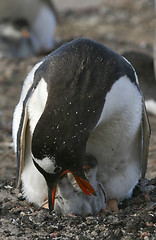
144,237,149,240
114,228,121,236
91,230,98,237
47,225,58,234
17,192,23,200
12,219,18,226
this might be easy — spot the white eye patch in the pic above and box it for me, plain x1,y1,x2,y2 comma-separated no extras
32,155,61,174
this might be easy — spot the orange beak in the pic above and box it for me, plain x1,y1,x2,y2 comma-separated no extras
51,169,96,209
21,29,30,38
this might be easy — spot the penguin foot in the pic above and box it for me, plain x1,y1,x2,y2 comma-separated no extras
67,213,77,217
105,199,119,213
41,199,49,209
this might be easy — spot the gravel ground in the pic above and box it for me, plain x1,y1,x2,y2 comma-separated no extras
0,0,156,239
0,178,156,239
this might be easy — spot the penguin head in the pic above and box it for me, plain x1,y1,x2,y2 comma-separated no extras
32,147,96,211
0,18,30,41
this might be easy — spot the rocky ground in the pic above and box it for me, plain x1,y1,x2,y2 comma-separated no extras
0,0,156,239
0,178,156,239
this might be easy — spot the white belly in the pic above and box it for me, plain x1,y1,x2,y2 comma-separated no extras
21,77,48,205
12,61,48,206
86,76,142,201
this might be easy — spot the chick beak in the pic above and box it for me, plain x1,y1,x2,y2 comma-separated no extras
72,171,96,196
61,169,96,196
47,169,96,212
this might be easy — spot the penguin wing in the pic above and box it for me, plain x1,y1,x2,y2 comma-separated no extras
16,85,34,188
16,76,46,188
141,98,151,177
13,61,44,187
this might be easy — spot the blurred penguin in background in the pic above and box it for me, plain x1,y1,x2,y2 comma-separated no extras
0,0,57,58
0,18,34,58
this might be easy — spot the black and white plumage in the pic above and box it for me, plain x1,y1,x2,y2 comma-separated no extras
0,18,34,59
12,38,150,214
0,0,56,58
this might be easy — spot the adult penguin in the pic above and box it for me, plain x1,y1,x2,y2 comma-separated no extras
0,18,34,58
0,0,57,57
12,38,150,213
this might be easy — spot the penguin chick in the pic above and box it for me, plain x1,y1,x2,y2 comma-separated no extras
54,155,106,216
12,38,150,212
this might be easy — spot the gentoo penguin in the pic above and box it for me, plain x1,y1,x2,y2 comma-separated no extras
0,0,57,57
43,155,106,215
12,38,150,213
0,18,34,59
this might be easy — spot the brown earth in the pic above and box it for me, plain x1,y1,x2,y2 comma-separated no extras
0,0,156,239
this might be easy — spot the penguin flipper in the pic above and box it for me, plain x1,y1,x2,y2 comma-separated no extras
16,103,28,188
12,60,44,188
16,86,34,188
141,98,151,178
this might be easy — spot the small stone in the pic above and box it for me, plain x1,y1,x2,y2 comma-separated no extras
140,232,150,239
47,225,58,234
50,231,60,238
114,228,121,236
17,193,23,200
144,237,149,240
12,219,18,226
91,230,97,237
20,211,26,216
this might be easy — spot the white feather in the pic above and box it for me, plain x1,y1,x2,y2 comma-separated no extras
12,60,49,205
27,77,48,134
21,125,48,205
33,156,58,174
87,76,142,202
145,99,156,115
21,77,48,205
12,60,44,153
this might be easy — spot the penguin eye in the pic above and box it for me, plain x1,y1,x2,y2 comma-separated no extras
54,166,62,173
